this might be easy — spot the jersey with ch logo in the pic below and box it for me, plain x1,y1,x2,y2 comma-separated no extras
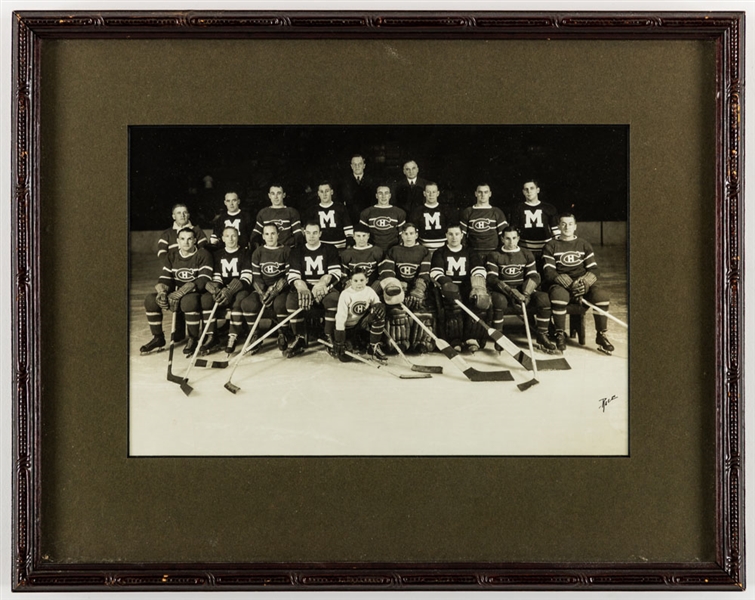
358,205,407,252
339,245,384,284
542,236,600,282
485,248,540,290
158,247,214,290
379,244,431,284
251,244,290,287
459,205,508,252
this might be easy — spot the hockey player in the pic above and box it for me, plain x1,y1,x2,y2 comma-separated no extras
199,226,252,355
240,223,291,353
542,213,614,353
339,225,384,294
141,227,213,355
430,224,491,353
331,269,387,361
459,184,508,261
209,191,254,251
379,223,434,353
302,181,354,249
507,179,560,260
284,221,343,358
250,184,303,249
359,185,407,252
156,203,209,258
486,226,557,352
408,182,456,253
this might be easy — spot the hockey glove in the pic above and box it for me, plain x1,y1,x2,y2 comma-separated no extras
510,288,528,305
168,282,195,311
294,280,313,310
521,278,538,305
155,283,170,310
469,275,492,311
204,281,220,296
440,281,461,302
312,281,329,303
370,302,386,322
581,271,598,293
570,279,586,297
225,278,244,297
407,278,428,309
262,278,287,305
554,274,574,290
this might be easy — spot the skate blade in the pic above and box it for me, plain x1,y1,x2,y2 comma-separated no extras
140,347,165,356
597,347,613,355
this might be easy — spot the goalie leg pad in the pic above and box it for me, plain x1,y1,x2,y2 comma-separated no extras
442,305,464,347
409,311,436,353
387,307,411,350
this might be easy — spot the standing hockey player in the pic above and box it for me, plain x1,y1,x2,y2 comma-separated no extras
284,221,343,358
339,226,384,294
209,191,254,251
459,184,508,261
359,185,407,252
408,182,456,253
156,203,209,258
430,224,491,353
508,179,560,261
141,227,213,355
241,223,291,353
542,213,614,353
331,269,387,361
250,184,303,249
200,226,252,355
302,181,354,249
486,226,557,352
379,223,435,353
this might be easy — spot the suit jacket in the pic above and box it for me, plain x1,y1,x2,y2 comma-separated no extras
392,176,430,215
339,173,377,226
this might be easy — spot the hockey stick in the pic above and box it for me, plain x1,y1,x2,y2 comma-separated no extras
166,311,183,384
384,332,443,374
518,301,540,391
317,338,431,379
454,300,571,372
400,303,513,382
224,307,303,394
180,301,220,396
580,297,628,328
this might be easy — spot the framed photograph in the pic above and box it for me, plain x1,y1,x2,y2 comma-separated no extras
10,8,744,592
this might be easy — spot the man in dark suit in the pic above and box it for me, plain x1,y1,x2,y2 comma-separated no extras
339,154,375,228
392,159,429,215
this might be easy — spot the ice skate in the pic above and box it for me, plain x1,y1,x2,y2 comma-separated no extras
536,330,559,354
596,331,614,355
286,335,306,358
199,333,220,356
367,342,388,363
182,337,198,355
554,330,567,352
139,334,165,355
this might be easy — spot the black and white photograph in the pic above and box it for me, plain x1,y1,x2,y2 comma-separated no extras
129,124,629,456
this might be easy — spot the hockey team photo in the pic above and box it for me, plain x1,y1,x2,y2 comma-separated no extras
128,125,629,456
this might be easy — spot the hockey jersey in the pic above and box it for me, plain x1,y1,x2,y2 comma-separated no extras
508,201,560,254
485,248,540,290
210,209,254,250
302,202,354,248
542,236,600,283
287,243,342,287
158,247,213,290
359,205,406,251
252,206,302,247
335,285,382,330
251,244,290,288
459,205,508,252
380,244,431,284
339,244,384,284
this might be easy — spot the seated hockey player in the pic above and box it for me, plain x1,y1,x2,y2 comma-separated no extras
330,269,387,361
339,225,384,294
430,223,491,353
199,226,252,355
379,222,434,353
486,226,557,352
284,221,343,358
542,213,614,353
209,191,254,252
240,223,291,353
140,227,213,355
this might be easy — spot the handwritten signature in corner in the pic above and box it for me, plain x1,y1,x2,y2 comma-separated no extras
598,394,619,412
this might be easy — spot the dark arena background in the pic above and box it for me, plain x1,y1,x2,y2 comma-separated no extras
129,125,629,456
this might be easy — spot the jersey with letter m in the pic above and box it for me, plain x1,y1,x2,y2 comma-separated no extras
212,247,253,287
287,243,342,287
430,245,486,286
542,237,600,282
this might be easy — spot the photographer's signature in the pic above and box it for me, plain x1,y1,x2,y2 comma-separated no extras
598,394,618,412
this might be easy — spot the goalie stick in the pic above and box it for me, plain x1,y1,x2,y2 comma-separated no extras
166,311,183,384
180,301,220,396
384,332,443,374
317,338,431,379
224,307,303,394
454,300,571,372
400,303,513,382
580,297,628,328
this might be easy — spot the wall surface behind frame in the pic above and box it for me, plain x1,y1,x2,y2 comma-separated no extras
39,38,715,563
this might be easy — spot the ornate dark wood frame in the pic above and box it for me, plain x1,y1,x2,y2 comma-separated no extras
11,10,744,592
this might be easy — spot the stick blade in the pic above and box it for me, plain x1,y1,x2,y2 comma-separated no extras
517,377,540,391
514,351,534,371
195,358,229,369
464,367,515,382
399,373,432,379
536,357,571,371
224,381,240,394
180,380,193,396
167,373,183,384
411,365,443,374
